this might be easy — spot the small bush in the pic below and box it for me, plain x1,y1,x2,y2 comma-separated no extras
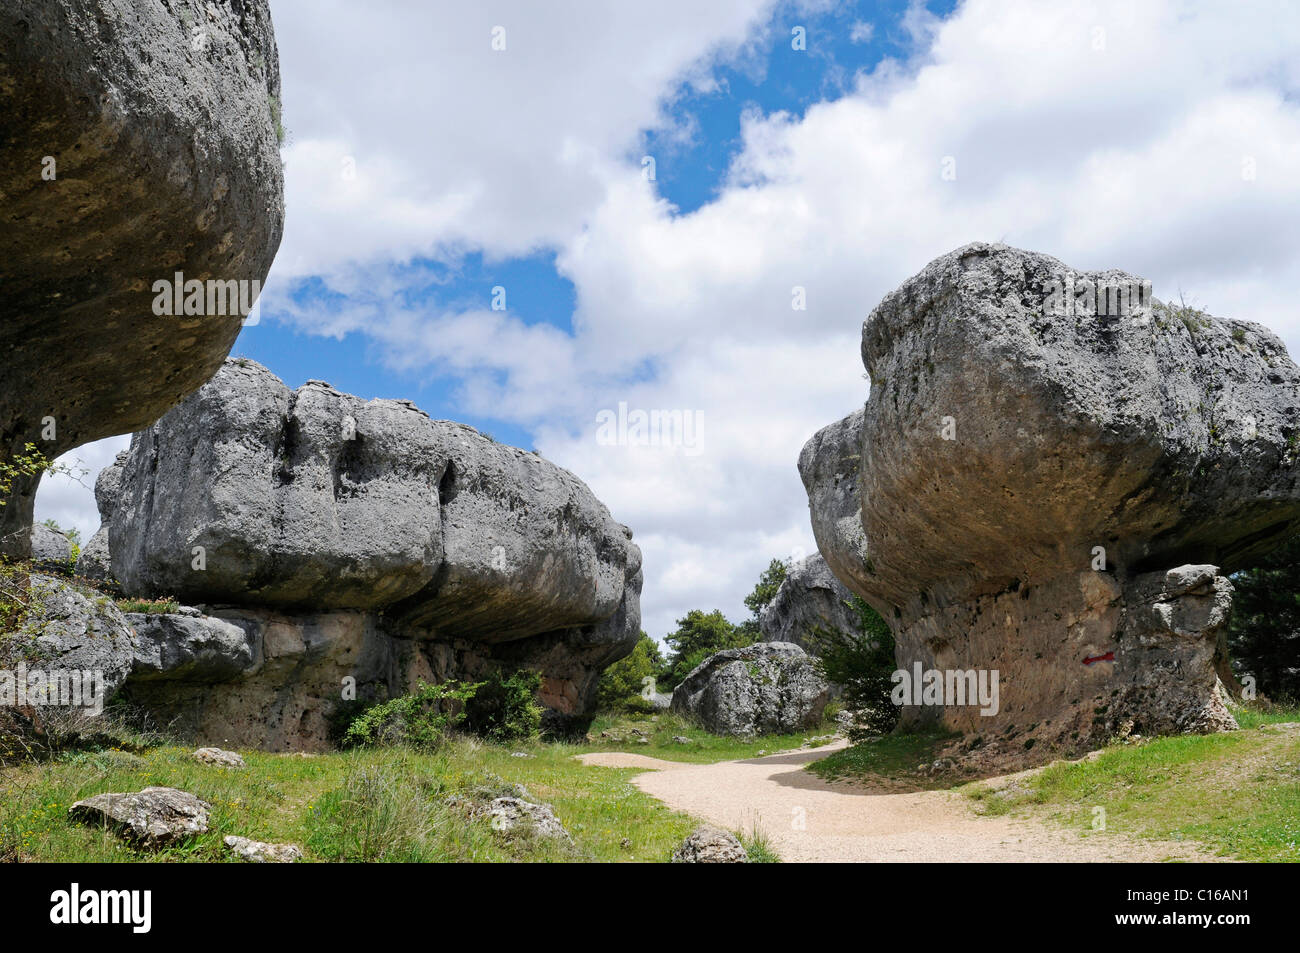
341,681,478,750
807,596,899,740
463,669,543,743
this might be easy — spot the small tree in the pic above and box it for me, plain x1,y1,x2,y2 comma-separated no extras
807,596,898,740
1227,535,1300,703
736,557,788,642
596,633,664,710
662,609,747,689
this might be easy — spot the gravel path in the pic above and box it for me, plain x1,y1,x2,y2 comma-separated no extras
578,741,1213,862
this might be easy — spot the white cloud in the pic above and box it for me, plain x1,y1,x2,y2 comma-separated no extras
39,0,1300,645
34,435,130,545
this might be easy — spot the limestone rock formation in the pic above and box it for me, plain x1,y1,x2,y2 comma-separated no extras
223,835,302,863
670,641,830,737
671,825,748,863
0,0,285,556
96,359,641,746
800,243,1300,760
15,574,137,700
29,523,73,569
759,554,860,650
73,451,127,586
68,786,211,847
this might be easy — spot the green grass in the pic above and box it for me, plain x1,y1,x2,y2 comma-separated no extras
585,711,839,764
806,727,961,788
963,707,1300,862
0,736,701,863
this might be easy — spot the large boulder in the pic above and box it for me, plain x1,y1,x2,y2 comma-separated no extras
759,554,860,651
800,243,1300,761
12,574,137,703
671,642,830,737
74,451,128,586
98,359,642,744
0,0,285,556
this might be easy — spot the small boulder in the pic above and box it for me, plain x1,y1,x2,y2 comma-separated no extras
30,523,73,569
670,642,830,737
672,825,748,863
68,787,211,847
193,747,245,768
223,835,302,863
479,797,571,841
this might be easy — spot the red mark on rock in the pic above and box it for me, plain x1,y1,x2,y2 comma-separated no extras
1083,651,1115,666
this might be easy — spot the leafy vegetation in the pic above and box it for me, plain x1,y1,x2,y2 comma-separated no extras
660,608,753,690
595,633,664,711
462,669,544,743
341,680,480,750
1226,533,1300,703
806,595,898,739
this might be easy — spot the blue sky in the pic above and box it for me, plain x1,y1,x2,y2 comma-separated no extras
38,0,1300,643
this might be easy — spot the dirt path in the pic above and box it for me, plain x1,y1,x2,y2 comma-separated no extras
578,741,1213,863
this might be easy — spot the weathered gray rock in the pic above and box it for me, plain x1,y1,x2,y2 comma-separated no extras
671,642,830,737
74,452,127,585
798,409,870,595
30,523,74,568
223,835,301,863
15,574,136,700
0,1,285,557
193,747,245,768
671,825,748,863
759,554,860,650
128,612,255,682
478,797,571,841
110,360,637,635
99,359,641,741
801,243,1300,759
69,786,211,847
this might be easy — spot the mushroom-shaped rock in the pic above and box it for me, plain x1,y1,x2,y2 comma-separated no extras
0,0,285,556
801,243,1300,760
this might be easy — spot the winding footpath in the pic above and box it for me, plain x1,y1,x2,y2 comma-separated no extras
578,741,1213,863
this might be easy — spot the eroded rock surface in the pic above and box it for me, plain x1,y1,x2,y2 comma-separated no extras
68,786,211,847
0,1,285,556
800,243,1300,761
671,642,830,737
671,825,748,863
759,554,860,650
98,360,641,745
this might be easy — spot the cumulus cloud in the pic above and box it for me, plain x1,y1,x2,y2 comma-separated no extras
40,0,1300,641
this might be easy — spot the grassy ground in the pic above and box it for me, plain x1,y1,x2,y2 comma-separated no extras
806,728,963,790
963,706,1300,862
0,737,703,862
0,710,829,862
585,710,839,764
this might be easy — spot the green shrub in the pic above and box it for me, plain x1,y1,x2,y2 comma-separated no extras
806,596,898,740
462,669,543,743
341,680,478,750
596,633,662,710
